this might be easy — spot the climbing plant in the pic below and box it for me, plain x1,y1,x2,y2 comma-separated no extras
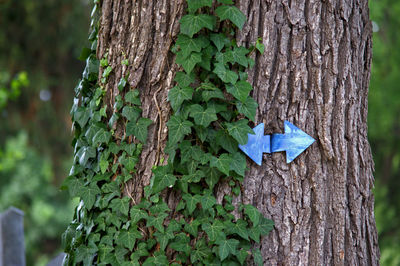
62,0,273,265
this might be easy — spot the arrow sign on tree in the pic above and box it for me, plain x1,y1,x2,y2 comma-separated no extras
238,121,315,165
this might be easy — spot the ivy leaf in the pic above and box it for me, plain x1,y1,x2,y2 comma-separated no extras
109,197,130,216
74,107,91,128
76,146,96,166
210,33,227,51
176,34,209,58
176,52,202,73
184,219,201,237
217,0,234,4
182,193,201,215
213,62,238,84
249,226,261,243
252,248,263,266
130,206,149,224
202,88,225,102
204,167,222,189
259,217,274,235
63,176,84,198
125,90,141,105
92,129,112,146
225,46,249,67
168,86,194,111
201,194,216,210
216,238,239,261
216,5,246,29
236,96,258,121
126,117,153,143
230,152,247,177
226,119,254,145
227,219,249,240
116,227,142,250
244,204,261,226
187,0,213,13
118,77,127,92
190,239,212,264
226,80,253,102
166,115,193,144
147,213,168,233
216,130,238,154
210,153,233,176
256,38,265,54
174,71,195,87
152,168,177,194
180,14,216,38
82,183,101,210
143,251,169,266
236,248,250,265
202,220,225,241
154,231,174,251
188,104,218,127
122,106,141,122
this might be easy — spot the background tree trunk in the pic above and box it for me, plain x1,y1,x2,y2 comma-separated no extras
97,0,379,264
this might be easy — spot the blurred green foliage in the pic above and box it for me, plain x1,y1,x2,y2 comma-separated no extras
0,133,78,265
0,0,90,265
369,0,400,265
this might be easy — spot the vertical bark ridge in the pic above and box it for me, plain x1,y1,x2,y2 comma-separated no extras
98,0,185,203
237,0,379,265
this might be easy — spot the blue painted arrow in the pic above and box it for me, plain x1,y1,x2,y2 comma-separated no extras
239,121,315,164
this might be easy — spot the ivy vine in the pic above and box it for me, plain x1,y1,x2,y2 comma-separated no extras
62,0,274,265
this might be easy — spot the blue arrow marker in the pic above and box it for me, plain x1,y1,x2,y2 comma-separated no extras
239,121,315,164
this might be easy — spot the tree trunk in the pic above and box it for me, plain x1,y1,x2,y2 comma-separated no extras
85,0,379,264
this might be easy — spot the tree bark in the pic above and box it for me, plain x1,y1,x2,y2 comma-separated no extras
97,0,379,265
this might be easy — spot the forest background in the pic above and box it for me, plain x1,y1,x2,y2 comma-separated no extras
0,0,398,265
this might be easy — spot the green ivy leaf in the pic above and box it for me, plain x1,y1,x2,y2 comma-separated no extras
184,219,201,237
202,220,225,241
74,107,91,128
126,117,152,143
152,166,177,194
116,227,142,250
226,80,253,102
244,204,261,226
190,239,212,264
182,193,201,214
204,167,222,189
176,34,209,58
122,106,141,122
125,90,141,105
202,88,225,102
216,238,239,261
188,104,218,127
227,219,249,240
187,0,213,13
226,119,253,145
201,194,216,210
180,14,216,38
63,176,84,198
143,251,169,266
217,0,234,4
99,159,109,174
236,96,258,121
166,115,193,144
249,225,261,243
213,62,238,84
118,77,127,92
76,146,96,166
236,248,250,265
216,5,246,29
146,213,168,233
224,46,249,67
210,33,227,51
168,86,194,111
154,231,174,251
109,197,130,216
176,52,202,73
216,130,238,154
174,71,195,87
230,152,247,176
253,248,263,266
92,129,112,146
130,206,149,224
82,183,101,210
255,38,265,54
210,153,232,176
259,217,274,235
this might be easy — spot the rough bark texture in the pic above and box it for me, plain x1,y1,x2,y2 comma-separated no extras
97,0,379,265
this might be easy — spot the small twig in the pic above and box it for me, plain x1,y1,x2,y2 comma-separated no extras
153,86,164,166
